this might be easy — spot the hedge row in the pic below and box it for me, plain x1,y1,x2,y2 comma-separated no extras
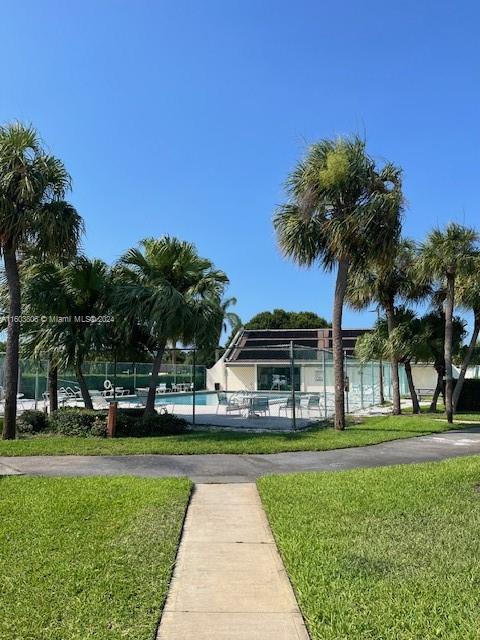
455,379,480,412
16,408,188,438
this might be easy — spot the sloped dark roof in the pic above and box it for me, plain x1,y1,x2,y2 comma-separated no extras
225,328,369,362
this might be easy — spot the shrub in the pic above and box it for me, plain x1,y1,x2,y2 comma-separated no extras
43,407,187,438
116,411,188,437
456,379,480,412
49,408,107,437
17,410,50,434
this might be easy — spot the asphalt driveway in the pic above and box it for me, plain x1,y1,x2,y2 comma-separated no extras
2,426,480,482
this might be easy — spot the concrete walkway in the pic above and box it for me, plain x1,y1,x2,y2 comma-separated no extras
157,483,309,640
2,426,480,482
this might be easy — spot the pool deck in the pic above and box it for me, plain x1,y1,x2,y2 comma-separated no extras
5,394,318,431
163,404,315,431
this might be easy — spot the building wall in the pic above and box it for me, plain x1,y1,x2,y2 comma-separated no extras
410,363,462,391
206,361,256,391
410,364,438,389
206,357,227,390
226,365,256,391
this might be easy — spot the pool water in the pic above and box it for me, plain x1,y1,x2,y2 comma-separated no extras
155,392,218,406
122,391,298,407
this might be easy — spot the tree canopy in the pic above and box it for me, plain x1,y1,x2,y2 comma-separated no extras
245,309,330,330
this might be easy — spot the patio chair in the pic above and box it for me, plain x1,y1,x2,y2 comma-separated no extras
278,396,301,416
156,383,168,394
216,392,244,415
300,395,321,417
250,396,270,416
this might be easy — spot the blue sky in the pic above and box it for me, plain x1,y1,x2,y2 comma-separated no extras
1,0,479,332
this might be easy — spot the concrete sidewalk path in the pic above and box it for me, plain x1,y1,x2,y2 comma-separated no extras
157,483,309,640
3,426,480,482
0,460,23,475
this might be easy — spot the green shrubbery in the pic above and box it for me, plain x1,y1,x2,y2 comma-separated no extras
15,407,189,438
116,411,188,437
49,408,107,437
455,379,480,412
16,410,50,434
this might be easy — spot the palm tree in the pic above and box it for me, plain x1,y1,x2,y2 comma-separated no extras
196,296,242,367
219,297,242,343
274,136,403,430
417,224,479,422
0,123,83,438
452,272,480,410
21,258,112,410
356,309,424,414
418,309,465,412
114,236,228,415
346,239,423,415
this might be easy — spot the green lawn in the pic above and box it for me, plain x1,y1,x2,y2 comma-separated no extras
0,413,478,456
258,456,480,640
0,476,191,640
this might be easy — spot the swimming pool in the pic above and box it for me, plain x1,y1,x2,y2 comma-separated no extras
155,392,218,406
122,391,300,407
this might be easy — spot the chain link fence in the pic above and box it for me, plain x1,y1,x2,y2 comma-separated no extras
0,345,407,430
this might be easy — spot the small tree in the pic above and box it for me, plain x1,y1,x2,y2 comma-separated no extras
197,296,242,366
114,237,228,415
21,258,112,409
356,309,425,414
418,309,466,412
417,224,479,422
452,273,480,410
346,240,424,415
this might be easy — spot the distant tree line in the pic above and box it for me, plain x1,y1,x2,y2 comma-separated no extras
245,309,330,330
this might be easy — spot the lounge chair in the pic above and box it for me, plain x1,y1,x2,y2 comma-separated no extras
103,380,130,397
89,389,109,408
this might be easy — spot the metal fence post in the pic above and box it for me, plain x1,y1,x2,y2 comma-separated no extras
34,367,39,410
322,349,327,418
192,347,196,426
360,364,364,409
344,351,349,414
290,341,296,430
371,361,375,406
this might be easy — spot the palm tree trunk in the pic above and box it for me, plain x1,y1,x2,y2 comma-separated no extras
385,298,401,415
75,363,93,410
404,360,420,414
452,310,480,411
444,273,455,423
48,361,58,413
2,243,21,440
333,259,348,430
144,340,167,416
429,366,443,412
